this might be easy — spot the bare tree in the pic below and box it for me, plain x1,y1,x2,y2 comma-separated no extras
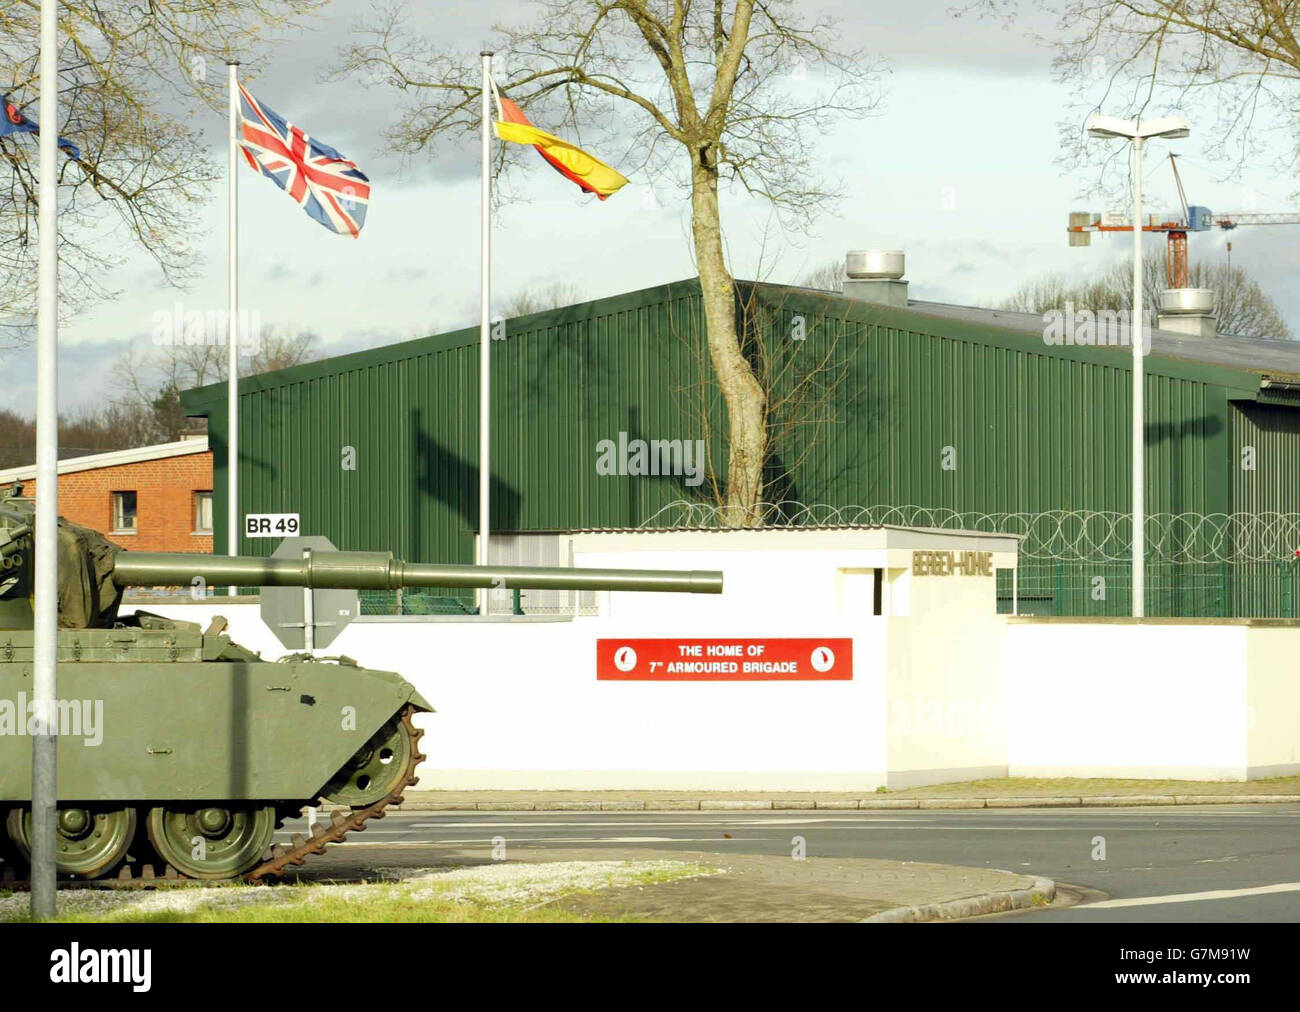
664,278,860,512
114,327,322,443
965,2,1300,192
340,1,884,525
1000,254,1291,339
0,403,161,468
797,258,845,293
500,280,586,318
0,1,325,347
1201,259,1292,338
0,409,37,468
246,328,323,375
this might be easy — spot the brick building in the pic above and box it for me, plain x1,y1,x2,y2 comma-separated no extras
0,437,214,553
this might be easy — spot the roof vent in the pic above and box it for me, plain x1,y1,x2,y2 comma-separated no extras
1158,288,1215,315
843,250,909,308
1157,288,1217,338
846,250,905,280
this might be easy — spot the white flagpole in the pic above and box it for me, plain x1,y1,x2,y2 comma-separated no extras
31,0,60,920
478,51,493,614
227,60,240,591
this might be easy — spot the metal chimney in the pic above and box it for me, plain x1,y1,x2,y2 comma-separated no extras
1156,288,1217,338
843,250,909,308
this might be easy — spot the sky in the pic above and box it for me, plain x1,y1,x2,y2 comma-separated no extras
6,0,1300,413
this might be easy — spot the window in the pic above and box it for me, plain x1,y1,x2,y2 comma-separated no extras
111,491,137,533
194,491,213,534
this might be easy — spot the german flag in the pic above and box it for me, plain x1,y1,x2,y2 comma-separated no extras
493,83,628,200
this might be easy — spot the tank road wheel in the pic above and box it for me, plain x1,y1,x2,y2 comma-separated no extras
0,808,30,877
4,806,137,880
145,805,276,880
320,713,415,808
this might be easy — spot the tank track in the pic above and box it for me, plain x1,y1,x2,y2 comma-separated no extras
0,706,425,891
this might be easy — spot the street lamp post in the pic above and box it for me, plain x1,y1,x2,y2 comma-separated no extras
31,0,61,923
1084,114,1190,619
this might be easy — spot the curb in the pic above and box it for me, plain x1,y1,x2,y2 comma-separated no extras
1176,794,1299,805
395,794,1300,812
1080,795,1178,807
863,876,1056,923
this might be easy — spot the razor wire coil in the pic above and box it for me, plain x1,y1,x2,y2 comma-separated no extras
640,501,1300,564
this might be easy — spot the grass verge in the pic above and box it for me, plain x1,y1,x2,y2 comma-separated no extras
0,859,715,924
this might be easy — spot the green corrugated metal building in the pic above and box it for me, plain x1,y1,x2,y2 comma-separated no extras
181,277,1300,616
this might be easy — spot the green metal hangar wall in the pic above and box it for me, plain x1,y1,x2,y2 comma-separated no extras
181,275,1300,616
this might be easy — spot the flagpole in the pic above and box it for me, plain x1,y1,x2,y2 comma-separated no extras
227,60,240,592
31,0,60,921
478,51,493,615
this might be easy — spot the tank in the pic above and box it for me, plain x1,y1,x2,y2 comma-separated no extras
0,491,722,882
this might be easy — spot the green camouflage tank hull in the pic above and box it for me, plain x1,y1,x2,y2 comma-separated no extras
0,617,432,803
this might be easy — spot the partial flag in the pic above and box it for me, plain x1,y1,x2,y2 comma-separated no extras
1,94,81,159
492,83,628,200
237,84,370,237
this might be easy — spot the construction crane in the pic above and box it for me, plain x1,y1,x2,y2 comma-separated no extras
1066,155,1300,288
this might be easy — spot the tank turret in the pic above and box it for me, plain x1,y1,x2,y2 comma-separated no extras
1,491,124,630
0,491,721,631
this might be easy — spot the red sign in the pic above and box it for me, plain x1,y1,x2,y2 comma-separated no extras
596,638,853,681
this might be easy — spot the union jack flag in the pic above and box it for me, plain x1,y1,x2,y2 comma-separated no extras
238,84,370,238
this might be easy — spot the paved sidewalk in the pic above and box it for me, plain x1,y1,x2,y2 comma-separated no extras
395,775,1300,811
299,844,1042,922
554,854,1043,922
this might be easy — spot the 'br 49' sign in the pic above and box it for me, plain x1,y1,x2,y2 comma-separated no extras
245,513,300,538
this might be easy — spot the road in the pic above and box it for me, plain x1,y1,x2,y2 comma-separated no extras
281,804,1300,921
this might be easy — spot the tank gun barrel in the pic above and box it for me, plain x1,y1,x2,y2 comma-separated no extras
111,550,723,595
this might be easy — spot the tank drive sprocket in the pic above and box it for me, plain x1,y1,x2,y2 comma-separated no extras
319,711,417,808
244,704,425,883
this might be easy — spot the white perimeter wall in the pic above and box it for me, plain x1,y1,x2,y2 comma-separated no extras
886,570,1008,787
1245,627,1300,778
125,531,1300,788
1007,622,1300,781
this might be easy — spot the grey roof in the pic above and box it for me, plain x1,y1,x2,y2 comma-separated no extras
774,282,1300,382
906,298,1300,380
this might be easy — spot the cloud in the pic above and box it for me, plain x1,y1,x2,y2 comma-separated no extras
383,266,429,284
3,338,135,416
8,0,1298,421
